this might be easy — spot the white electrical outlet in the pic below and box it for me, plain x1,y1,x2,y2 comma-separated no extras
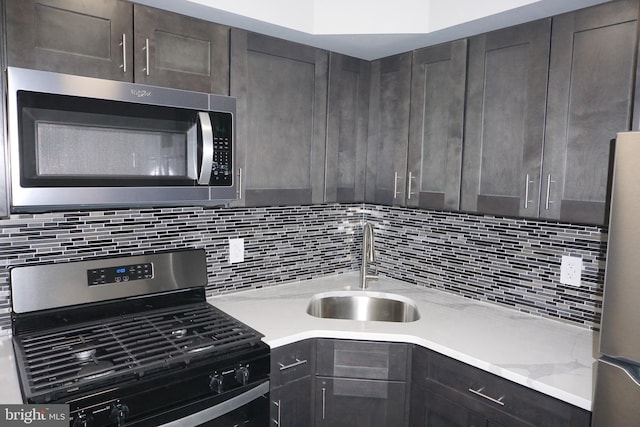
560,255,582,287
229,238,244,263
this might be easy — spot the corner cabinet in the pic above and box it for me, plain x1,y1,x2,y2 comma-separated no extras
314,339,410,427
541,0,639,225
366,53,412,205
325,53,370,203
410,345,591,427
230,30,328,207
5,0,230,93
461,19,551,218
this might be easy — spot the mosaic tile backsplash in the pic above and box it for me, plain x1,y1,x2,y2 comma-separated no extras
0,204,363,334
367,205,606,329
0,203,606,334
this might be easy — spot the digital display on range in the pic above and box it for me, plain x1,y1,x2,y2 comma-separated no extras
87,263,153,286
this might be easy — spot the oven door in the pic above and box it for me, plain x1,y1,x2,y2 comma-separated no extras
140,381,270,427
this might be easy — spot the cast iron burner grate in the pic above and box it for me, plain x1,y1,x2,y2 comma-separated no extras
12,302,264,402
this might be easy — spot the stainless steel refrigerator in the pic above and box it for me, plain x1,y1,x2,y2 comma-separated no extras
592,131,640,426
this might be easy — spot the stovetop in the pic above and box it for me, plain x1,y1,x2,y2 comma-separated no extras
13,302,265,403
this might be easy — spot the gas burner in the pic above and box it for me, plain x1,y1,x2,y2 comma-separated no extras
184,336,215,354
72,343,98,362
171,328,188,339
78,360,115,381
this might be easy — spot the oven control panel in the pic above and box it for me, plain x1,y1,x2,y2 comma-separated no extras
87,263,153,286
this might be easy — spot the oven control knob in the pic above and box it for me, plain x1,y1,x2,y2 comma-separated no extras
235,366,250,386
209,373,224,393
72,412,94,427
109,401,130,427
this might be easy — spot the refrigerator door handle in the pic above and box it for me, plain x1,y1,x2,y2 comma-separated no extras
593,359,640,426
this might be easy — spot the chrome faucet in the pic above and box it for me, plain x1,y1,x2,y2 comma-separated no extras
360,222,378,289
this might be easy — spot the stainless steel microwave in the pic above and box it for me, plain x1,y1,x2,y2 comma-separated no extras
6,67,236,212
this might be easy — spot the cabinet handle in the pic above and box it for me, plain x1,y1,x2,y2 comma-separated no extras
545,174,555,210
120,34,127,73
322,387,326,420
143,38,150,76
468,386,505,406
271,400,281,426
237,167,243,199
393,171,404,199
278,358,307,371
524,174,534,209
407,171,417,200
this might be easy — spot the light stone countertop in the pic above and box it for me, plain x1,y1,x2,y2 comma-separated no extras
0,335,25,404
0,272,595,412
208,272,596,411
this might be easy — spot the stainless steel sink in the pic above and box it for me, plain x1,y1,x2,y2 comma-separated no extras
306,291,420,322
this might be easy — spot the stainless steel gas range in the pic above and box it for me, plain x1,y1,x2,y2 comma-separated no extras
9,249,270,426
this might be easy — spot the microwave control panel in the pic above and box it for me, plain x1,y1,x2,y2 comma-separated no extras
210,112,233,186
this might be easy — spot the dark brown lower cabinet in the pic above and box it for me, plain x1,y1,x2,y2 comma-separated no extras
315,339,410,427
410,384,488,427
271,376,312,426
270,340,592,427
410,345,591,427
270,340,314,426
315,377,407,426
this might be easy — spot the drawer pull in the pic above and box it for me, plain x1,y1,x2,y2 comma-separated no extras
278,358,308,371
468,386,505,406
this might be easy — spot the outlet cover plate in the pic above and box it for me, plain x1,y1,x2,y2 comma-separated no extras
560,255,582,287
229,238,244,263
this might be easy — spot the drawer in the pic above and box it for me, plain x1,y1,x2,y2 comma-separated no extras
413,346,590,427
271,339,314,387
316,339,408,381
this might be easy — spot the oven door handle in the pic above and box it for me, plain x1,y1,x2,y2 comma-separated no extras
197,112,214,185
157,381,269,427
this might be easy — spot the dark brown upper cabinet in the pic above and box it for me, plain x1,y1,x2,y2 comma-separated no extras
325,53,370,203
461,19,551,218
407,39,467,211
541,0,639,225
365,52,412,205
5,0,230,94
229,30,328,206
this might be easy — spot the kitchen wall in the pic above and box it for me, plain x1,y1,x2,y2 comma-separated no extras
0,202,605,335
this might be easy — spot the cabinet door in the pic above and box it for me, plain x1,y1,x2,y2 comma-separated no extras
461,20,551,217
366,53,412,205
133,4,229,94
230,30,328,206
271,377,312,427
410,384,487,427
407,39,467,210
325,53,370,203
315,377,406,427
0,11,7,219
5,0,133,81
541,0,639,225
316,339,408,381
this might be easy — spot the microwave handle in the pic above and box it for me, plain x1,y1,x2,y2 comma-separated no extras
197,112,214,185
